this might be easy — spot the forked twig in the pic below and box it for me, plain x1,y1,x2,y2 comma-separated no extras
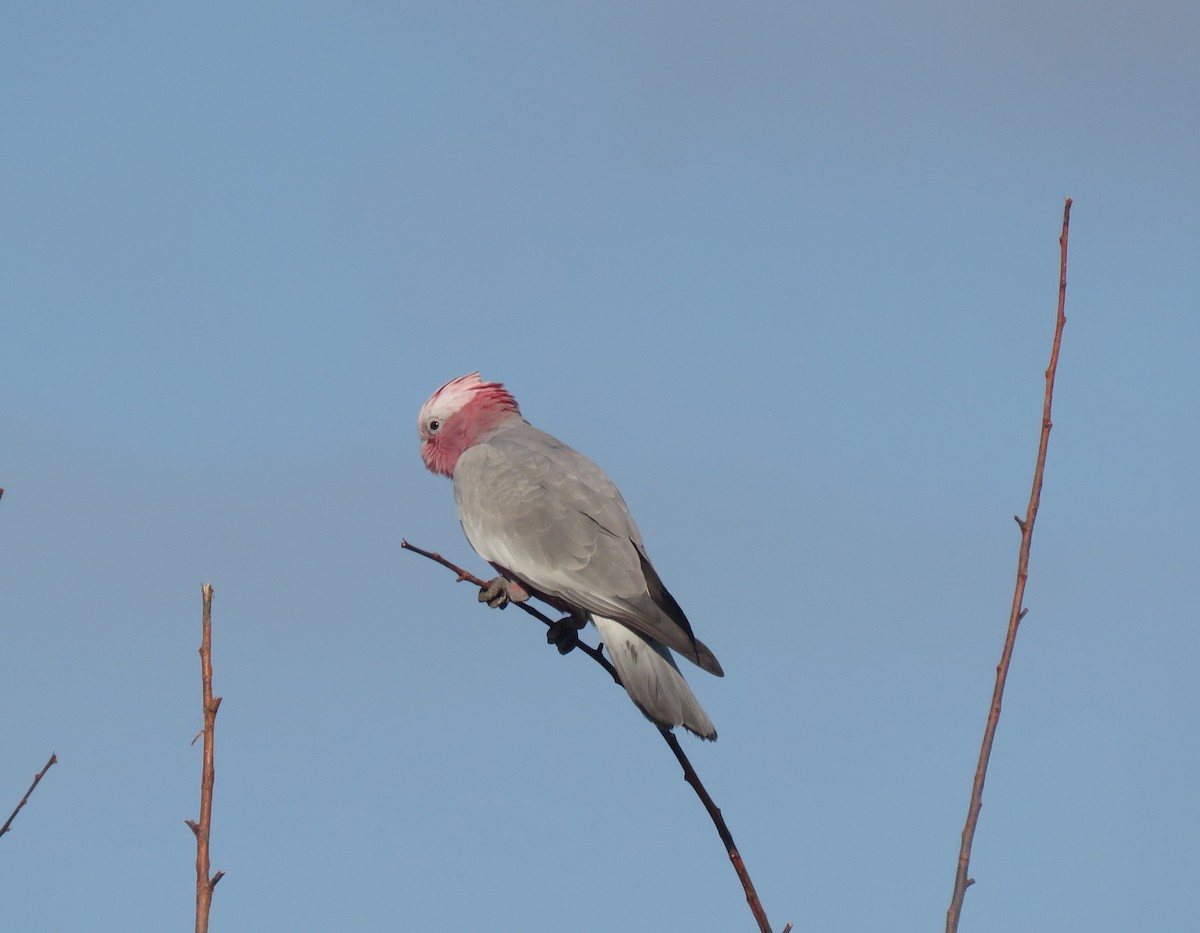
0,753,58,839
185,583,224,933
946,198,1073,932
402,539,787,933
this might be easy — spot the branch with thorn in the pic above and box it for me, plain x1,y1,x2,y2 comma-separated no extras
402,540,790,933
0,753,58,839
945,197,1072,933
187,583,224,933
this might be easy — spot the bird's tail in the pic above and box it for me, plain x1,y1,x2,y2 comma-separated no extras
592,615,717,740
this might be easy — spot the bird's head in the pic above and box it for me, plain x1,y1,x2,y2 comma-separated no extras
418,372,522,476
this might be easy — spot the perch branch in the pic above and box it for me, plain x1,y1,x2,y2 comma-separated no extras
946,197,1072,933
186,583,224,933
0,753,58,839
402,539,786,933
400,540,620,684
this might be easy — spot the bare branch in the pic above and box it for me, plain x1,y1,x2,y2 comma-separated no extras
402,540,787,933
946,197,1072,932
189,583,224,933
658,728,777,932
0,753,58,839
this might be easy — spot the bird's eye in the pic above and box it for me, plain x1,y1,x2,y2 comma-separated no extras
427,419,441,434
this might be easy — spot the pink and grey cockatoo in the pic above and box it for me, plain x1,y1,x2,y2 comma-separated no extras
418,372,723,739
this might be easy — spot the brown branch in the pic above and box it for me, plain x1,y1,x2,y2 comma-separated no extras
946,197,1072,933
187,583,224,933
402,539,787,933
658,728,777,932
0,753,58,839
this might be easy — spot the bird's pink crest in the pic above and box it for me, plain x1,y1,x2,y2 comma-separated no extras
424,372,519,419
418,372,523,476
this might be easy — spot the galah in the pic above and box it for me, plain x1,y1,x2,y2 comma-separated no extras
418,372,723,739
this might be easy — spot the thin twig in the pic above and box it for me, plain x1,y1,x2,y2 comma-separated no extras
402,539,786,933
186,583,224,933
0,753,58,839
659,728,774,932
946,198,1072,933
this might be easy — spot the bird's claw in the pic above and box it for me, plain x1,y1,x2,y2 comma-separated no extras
546,615,586,655
478,576,529,609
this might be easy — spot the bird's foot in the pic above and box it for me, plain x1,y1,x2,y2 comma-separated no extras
546,614,586,655
478,576,530,609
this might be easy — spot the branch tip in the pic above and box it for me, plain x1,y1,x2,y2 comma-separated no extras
192,584,221,931
946,200,1071,932
0,752,59,839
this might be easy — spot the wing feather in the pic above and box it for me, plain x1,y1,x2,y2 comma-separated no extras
453,423,722,675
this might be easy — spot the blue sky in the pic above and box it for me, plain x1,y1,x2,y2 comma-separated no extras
2,3,1197,931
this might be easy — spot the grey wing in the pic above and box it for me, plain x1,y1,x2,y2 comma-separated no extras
453,424,722,675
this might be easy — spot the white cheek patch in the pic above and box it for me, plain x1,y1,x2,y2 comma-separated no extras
419,392,472,434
